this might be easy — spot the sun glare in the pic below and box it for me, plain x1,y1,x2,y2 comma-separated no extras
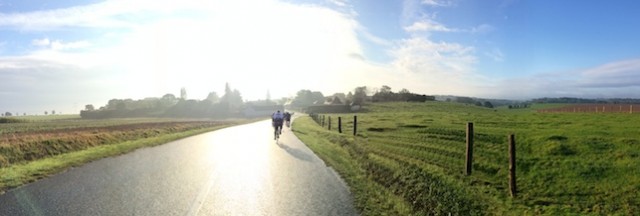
105,0,366,100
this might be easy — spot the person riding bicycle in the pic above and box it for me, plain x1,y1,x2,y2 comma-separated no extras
272,110,284,139
284,112,292,127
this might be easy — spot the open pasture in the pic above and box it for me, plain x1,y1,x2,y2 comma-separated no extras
297,102,640,215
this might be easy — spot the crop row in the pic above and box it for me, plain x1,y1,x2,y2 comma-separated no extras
361,151,486,215
0,121,224,167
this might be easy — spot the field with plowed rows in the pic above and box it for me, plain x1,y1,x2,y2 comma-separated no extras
537,103,638,113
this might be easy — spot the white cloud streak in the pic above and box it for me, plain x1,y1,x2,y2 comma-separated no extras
474,58,640,99
0,0,206,31
485,48,504,62
470,24,495,34
31,38,91,50
577,58,640,88
327,0,348,7
421,0,454,7
405,20,458,32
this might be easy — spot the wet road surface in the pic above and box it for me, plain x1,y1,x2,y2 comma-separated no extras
0,120,358,215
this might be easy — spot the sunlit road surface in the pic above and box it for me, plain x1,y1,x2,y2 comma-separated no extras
0,120,358,216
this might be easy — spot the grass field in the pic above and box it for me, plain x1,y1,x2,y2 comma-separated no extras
0,115,253,193
293,102,640,215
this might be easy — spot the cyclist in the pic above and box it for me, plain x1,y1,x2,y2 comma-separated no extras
272,110,284,140
284,112,292,128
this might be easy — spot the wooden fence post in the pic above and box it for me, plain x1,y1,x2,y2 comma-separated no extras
338,117,342,133
631,105,634,114
509,134,517,197
465,122,474,175
353,115,358,136
322,115,325,127
328,116,332,130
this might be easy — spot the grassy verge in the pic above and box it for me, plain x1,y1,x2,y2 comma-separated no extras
293,116,416,215
0,121,246,194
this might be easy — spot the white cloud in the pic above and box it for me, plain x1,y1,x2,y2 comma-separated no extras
577,58,640,88
327,0,348,7
405,20,458,33
0,0,207,31
358,27,392,46
472,58,640,99
386,36,481,95
390,0,491,96
31,38,90,50
51,40,91,50
470,24,495,34
32,38,51,46
421,0,453,7
485,48,504,62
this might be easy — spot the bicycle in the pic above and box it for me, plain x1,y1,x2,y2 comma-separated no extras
273,120,283,141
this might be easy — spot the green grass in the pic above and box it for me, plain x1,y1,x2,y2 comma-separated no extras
292,117,414,215
294,101,640,215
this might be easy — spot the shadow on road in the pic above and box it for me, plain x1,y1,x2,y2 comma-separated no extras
276,142,314,162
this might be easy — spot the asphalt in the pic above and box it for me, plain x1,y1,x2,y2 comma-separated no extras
0,120,359,216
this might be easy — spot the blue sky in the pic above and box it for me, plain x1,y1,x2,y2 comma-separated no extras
2,0,640,114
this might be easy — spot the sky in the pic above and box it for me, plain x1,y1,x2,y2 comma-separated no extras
2,0,640,114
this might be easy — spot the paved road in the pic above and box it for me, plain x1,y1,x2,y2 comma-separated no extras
0,120,358,216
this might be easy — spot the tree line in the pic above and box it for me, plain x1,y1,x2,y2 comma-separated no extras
80,83,244,119
287,85,436,111
2,110,58,117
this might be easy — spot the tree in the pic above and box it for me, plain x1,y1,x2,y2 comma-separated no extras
224,82,232,96
162,93,177,101
483,101,494,108
180,87,187,100
373,85,394,102
205,92,220,104
230,89,244,109
398,88,412,101
161,94,178,108
219,83,244,114
4,112,11,116
52,110,56,115
290,90,325,107
346,91,354,104
353,86,367,105
456,97,475,104
85,104,95,111
44,111,48,115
